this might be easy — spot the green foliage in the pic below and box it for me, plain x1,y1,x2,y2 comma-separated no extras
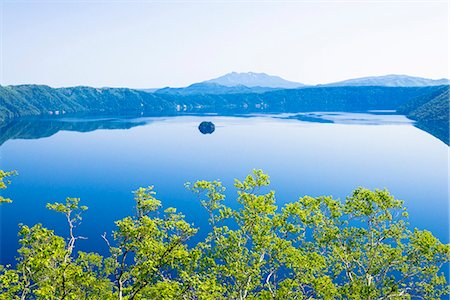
102,186,198,299
1,170,449,299
408,90,449,123
0,169,17,204
0,85,175,122
0,197,112,299
397,86,449,144
397,85,449,122
1,84,447,145
0,84,446,122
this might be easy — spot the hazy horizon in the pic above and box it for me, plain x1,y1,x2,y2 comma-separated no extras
1,1,448,88
1,71,449,89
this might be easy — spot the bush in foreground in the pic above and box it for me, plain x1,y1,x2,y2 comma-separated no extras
0,170,449,299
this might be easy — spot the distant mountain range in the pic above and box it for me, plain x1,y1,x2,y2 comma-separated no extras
322,74,449,87
203,72,306,89
154,82,277,96
149,73,449,95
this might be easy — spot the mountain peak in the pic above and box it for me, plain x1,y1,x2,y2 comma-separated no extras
324,74,449,87
204,72,305,88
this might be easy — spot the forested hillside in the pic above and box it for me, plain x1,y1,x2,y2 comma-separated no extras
398,86,449,123
0,84,445,121
0,85,175,121
398,86,449,144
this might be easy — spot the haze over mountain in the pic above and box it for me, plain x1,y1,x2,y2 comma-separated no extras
323,74,449,87
154,82,276,95
203,72,306,88
147,73,449,93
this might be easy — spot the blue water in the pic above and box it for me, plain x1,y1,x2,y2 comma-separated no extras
0,112,448,265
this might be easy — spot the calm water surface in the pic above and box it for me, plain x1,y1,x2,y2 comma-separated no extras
0,112,448,264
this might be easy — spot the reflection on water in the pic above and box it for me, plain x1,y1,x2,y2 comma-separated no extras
277,111,414,125
0,112,447,145
0,117,147,146
414,121,449,145
0,112,448,266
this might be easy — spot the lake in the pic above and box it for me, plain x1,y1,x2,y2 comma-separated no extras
0,112,448,265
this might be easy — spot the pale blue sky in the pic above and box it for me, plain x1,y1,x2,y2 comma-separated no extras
1,1,448,88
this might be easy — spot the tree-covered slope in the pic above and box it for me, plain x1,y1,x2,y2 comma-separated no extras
397,86,449,144
253,85,441,111
397,85,449,118
0,84,447,122
0,85,176,121
402,87,449,123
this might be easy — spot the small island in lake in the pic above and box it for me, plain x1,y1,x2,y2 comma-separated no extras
198,121,215,134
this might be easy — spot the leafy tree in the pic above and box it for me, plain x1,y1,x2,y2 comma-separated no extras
102,186,197,300
185,170,450,299
0,197,112,299
0,170,16,204
0,169,448,299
